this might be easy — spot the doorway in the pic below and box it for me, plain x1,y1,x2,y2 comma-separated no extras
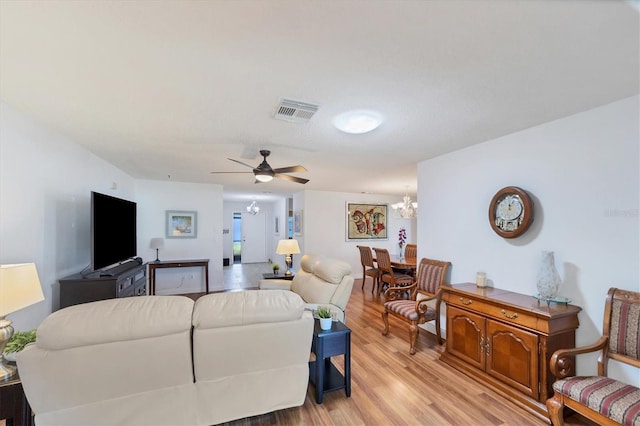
232,212,242,263
231,211,267,264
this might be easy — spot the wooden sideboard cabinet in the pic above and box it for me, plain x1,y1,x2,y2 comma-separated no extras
440,283,581,421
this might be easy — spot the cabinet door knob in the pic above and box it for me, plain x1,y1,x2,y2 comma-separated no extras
501,309,519,319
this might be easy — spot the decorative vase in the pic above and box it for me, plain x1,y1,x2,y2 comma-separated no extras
319,317,332,330
398,243,405,259
536,251,561,299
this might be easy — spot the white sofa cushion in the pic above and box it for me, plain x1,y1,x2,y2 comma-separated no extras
36,295,194,350
314,257,352,284
18,296,195,419
192,289,305,328
191,290,314,425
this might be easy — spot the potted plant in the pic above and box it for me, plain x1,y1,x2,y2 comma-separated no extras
316,306,333,330
3,329,36,362
272,263,280,275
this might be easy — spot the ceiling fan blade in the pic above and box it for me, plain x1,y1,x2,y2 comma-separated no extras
227,158,255,169
210,171,252,174
274,173,309,184
272,165,307,174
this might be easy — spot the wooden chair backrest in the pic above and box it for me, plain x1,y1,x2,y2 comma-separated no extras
373,248,393,274
357,245,375,268
601,287,640,373
414,258,451,297
404,244,417,260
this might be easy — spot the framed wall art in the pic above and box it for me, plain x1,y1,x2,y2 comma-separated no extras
166,210,197,238
346,203,388,241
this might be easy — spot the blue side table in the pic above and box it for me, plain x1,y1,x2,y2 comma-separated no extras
309,319,351,404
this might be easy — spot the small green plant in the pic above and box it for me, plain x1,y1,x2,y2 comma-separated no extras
316,306,332,319
5,329,36,353
272,263,280,272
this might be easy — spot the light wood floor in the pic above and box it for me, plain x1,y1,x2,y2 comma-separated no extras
209,275,596,426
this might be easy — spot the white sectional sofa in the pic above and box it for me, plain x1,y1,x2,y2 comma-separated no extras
259,254,354,321
17,290,314,426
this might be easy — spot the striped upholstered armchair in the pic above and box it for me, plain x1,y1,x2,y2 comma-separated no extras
381,257,451,355
546,287,640,426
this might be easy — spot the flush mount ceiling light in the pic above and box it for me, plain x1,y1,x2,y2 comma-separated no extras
333,110,383,134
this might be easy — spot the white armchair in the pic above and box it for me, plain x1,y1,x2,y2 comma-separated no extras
259,254,354,321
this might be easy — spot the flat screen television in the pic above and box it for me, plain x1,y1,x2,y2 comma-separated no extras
91,191,137,273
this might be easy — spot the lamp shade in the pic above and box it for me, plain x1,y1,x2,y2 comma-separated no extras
276,239,300,255
150,238,164,249
0,263,44,317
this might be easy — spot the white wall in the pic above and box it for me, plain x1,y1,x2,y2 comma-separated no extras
135,180,223,293
0,102,227,328
0,102,136,328
418,96,639,382
300,190,417,277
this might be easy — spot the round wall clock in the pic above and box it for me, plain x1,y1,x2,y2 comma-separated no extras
488,186,534,238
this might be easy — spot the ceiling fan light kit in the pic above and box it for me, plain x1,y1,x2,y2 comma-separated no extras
254,173,273,183
333,110,383,134
211,150,309,185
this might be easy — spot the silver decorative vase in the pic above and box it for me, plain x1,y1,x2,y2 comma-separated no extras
536,251,561,299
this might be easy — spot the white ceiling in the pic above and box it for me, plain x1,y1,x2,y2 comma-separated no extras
1,0,638,202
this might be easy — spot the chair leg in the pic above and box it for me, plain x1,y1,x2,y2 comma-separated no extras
382,310,390,336
409,322,418,355
435,315,443,345
361,268,366,290
546,393,566,426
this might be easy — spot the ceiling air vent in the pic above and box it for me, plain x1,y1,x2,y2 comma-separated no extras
274,98,319,123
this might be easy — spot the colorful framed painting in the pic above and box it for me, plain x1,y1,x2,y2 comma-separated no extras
346,203,388,241
166,210,197,238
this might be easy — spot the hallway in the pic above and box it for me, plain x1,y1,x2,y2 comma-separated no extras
222,262,271,291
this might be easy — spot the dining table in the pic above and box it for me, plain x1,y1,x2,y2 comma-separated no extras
388,255,417,269
372,254,417,270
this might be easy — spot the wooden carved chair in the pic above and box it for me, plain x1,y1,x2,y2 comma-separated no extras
381,257,451,354
357,245,380,294
546,287,640,426
373,247,414,296
404,244,417,261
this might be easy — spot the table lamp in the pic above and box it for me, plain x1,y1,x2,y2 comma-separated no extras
0,263,45,379
276,239,301,276
150,238,164,262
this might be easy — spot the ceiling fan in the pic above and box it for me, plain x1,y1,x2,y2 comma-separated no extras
210,150,309,184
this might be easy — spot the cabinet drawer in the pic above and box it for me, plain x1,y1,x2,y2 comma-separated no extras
448,295,538,330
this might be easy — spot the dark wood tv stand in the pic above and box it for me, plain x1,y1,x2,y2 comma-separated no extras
58,261,147,309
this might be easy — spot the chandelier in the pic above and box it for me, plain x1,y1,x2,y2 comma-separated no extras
391,189,418,218
246,201,260,215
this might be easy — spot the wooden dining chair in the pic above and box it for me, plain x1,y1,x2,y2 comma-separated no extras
373,247,414,296
357,245,380,294
382,257,451,354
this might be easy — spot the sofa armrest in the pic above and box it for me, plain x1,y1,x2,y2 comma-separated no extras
549,335,609,379
259,279,292,291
